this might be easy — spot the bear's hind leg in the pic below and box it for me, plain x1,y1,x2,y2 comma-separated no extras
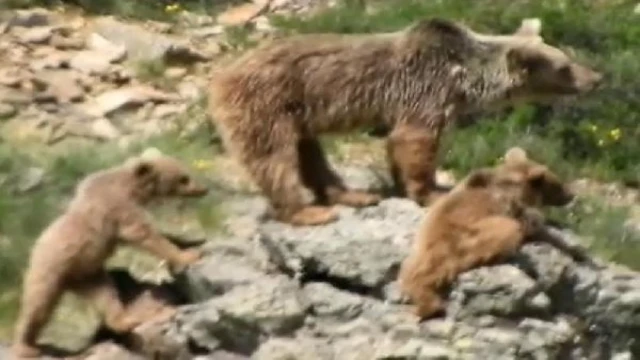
298,137,381,208
73,272,141,334
13,273,64,358
242,134,338,226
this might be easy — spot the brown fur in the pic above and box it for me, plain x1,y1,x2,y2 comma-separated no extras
397,147,574,320
207,17,601,226
12,149,208,359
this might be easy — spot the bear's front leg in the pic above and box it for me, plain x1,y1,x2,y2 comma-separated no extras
118,215,202,272
387,123,447,206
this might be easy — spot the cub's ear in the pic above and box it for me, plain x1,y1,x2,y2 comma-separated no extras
514,18,542,37
464,168,494,188
133,161,154,178
408,17,470,42
504,146,529,165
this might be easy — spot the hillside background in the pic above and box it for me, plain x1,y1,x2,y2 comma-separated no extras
0,0,638,346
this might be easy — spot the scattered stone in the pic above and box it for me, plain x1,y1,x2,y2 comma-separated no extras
85,85,179,117
50,33,86,50
7,8,52,28
164,67,188,79
34,70,86,103
92,17,209,64
0,86,33,105
189,26,225,39
0,103,17,119
217,3,269,27
86,33,127,63
18,167,45,192
16,26,54,44
0,68,24,87
30,52,70,71
69,51,113,76
88,117,122,140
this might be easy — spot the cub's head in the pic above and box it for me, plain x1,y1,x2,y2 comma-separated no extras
126,148,209,201
501,18,603,102
464,147,574,208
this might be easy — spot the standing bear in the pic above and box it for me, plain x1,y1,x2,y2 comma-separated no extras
397,147,577,320
208,17,602,226
12,149,208,359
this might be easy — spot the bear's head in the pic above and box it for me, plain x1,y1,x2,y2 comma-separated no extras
464,147,574,208
498,18,603,102
409,17,603,105
127,148,209,201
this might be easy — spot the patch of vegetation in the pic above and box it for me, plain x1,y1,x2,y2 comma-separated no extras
547,196,640,269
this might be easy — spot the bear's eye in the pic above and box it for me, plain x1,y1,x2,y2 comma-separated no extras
178,175,190,185
558,65,572,78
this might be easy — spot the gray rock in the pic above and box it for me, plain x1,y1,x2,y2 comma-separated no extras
253,337,334,360
84,86,179,117
7,8,52,28
92,17,210,64
303,282,364,319
205,275,308,335
447,265,549,319
180,242,271,302
18,166,45,192
258,198,419,294
16,26,53,44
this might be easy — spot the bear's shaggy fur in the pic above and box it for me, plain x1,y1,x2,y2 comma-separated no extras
207,17,602,226
397,147,575,320
12,150,208,359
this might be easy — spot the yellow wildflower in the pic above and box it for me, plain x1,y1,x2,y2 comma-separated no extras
588,124,598,133
609,128,621,141
597,139,605,147
165,3,181,13
192,159,214,170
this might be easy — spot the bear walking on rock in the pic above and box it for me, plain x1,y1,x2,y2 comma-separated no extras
397,147,577,320
207,16,602,226
12,149,208,359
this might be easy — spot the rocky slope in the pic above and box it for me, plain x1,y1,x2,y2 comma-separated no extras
32,167,639,360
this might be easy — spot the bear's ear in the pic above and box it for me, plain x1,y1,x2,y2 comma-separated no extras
464,168,494,188
504,147,529,165
408,18,469,43
514,18,542,38
526,166,547,187
133,161,154,179
140,147,163,160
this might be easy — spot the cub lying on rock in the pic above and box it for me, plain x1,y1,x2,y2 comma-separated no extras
12,149,208,359
397,147,578,320
208,16,602,226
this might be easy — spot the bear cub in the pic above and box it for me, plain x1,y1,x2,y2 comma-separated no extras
397,147,575,320
12,149,208,358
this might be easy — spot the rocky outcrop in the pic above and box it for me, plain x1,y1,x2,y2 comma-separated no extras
48,167,639,360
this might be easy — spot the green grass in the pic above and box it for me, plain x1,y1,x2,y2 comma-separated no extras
547,196,640,269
